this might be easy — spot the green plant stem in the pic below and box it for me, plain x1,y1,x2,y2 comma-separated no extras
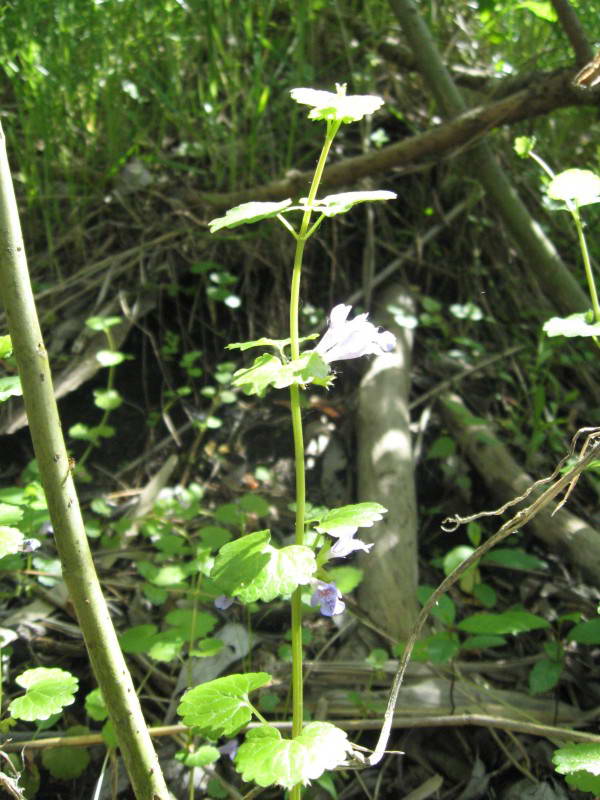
0,122,170,800
573,210,600,322
288,124,340,800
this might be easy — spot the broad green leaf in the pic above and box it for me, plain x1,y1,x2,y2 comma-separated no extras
543,312,600,338
231,352,331,397
547,168,600,207
409,631,460,663
457,610,550,635
136,561,190,586
481,548,547,571
553,743,600,783
417,585,456,625
0,503,23,526
85,688,108,722
41,726,90,779
290,87,384,123
0,334,12,358
147,629,186,662
236,722,351,789
0,526,24,559
198,525,232,549
304,190,396,217
328,565,363,593
529,658,563,695
119,624,158,654
568,617,600,644
315,502,386,537
178,672,271,738
93,388,123,410
209,200,292,233
238,493,270,516
176,745,221,767
164,608,217,640
96,349,129,366
226,334,317,352
460,635,506,650
472,582,496,609
236,543,316,603
211,529,316,603
0,375,22,401
190,637,224,658
85,315,122,331
9,667,78,721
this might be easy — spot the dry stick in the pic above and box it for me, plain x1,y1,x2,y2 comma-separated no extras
0,124,170,800
362,438,600,768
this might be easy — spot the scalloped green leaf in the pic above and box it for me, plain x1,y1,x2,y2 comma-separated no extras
231,352,331,397
543,312,600,338
177,672,271,738
553,742,600,777
290,87,384,123
41,726,90,779
315,502,386,537
235,722,351,789
211,530,316,603
306,190,396,217
9,668,78,721
209,200,293,233
0,526,24,559
547,168,600,207
457,610,550,635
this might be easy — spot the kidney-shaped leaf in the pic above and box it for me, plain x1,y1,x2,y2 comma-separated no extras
547,168,600,207
236,722,351,789
177,672,271,739
9,667,78,721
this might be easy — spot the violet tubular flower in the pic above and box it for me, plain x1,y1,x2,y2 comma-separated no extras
311,581,345,617
330,533,373,558
315,304,396,363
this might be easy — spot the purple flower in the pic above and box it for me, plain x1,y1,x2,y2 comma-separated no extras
214,595,234,611
311,581,345,617
219,738,239,760
330,533,373,558
315,304,396,363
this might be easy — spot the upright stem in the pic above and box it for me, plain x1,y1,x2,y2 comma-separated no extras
0,123,170,800
288,123,339,800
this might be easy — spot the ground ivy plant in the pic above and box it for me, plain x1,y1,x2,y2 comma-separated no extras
176,85,397,795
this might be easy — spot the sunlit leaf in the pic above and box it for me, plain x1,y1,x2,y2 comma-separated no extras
9,668,78,721
209,200,293,233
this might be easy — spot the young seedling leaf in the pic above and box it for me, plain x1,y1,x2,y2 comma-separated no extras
529,658,563,695
543,312,600,338
290,88,384,123
235,722,351,789
85,688,108,722
547,168,600,207
177,672,271,738
41,726,90,779
9,668,78,721
0,526,24,559
457,610,550,635
304,190,396,217
209,200,293,233
315,502,386,537
567,616,600,644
